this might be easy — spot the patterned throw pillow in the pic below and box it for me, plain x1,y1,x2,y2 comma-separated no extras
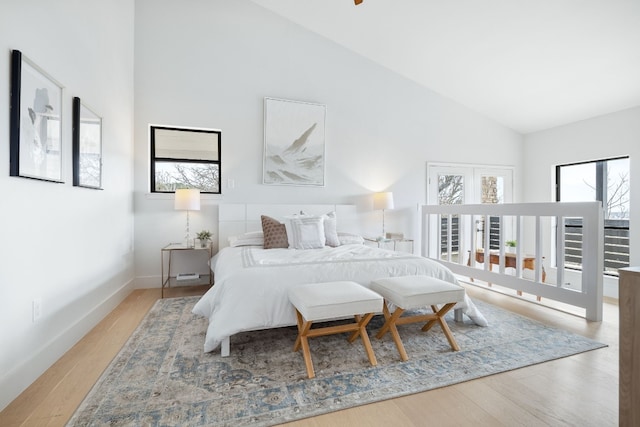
261,215,289,249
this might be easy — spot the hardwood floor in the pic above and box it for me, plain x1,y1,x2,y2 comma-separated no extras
0,284,618,427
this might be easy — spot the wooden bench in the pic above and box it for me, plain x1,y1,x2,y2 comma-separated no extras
288,281,383,379
370,275,465,361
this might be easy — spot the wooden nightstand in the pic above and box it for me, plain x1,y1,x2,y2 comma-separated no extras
161,243,213,298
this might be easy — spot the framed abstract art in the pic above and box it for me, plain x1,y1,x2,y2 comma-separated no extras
10,49,64,183
263,97,326,186
72,97,103,189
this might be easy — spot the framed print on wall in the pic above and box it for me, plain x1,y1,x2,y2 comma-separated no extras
10,49,64,182
263,97,326,186
72,97,103,189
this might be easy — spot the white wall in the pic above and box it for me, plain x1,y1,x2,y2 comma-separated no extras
132,0,523,285
0,0,135,410
523,106,640,298
2,0,632,413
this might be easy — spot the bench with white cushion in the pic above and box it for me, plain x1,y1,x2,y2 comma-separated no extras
288,281,383,379
370,275,465,361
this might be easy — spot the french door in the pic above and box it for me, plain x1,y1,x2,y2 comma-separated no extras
427,164,514,262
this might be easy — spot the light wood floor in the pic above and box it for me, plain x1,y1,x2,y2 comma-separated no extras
0,284,618,427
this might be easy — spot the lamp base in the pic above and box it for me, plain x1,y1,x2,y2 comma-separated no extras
184,210,194,248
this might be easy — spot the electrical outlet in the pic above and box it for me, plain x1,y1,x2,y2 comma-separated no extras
227,178,235,189
32,298,42,322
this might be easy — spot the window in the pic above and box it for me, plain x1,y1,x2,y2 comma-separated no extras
150,125,221,193
556,156,630,275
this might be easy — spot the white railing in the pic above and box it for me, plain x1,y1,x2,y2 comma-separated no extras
421,202,604,321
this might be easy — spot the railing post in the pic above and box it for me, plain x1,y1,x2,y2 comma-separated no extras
583,205,603,321
555,216,565,290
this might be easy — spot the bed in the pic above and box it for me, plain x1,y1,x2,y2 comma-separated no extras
192,203,487,355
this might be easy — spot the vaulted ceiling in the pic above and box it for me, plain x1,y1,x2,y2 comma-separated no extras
251,0,640,134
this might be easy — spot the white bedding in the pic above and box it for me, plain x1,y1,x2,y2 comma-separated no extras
192,244,487,353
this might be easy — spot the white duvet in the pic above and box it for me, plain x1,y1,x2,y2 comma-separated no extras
192,244,487,352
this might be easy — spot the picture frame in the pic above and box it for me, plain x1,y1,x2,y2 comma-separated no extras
10,50,64,183
263,97,326,186
72,97,103,189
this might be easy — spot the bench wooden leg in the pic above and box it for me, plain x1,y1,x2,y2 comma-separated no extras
347,314,362,342
293,310,311,352
420,305,440,332
357,313,377,366
294,310,315,378
300,333,315,379
294,309,377,378
421,302,460,351
377,301,461,361
376,303,404,339
388,319,408,361
376,302,408,361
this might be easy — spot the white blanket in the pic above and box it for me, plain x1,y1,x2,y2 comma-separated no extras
192,244,487,352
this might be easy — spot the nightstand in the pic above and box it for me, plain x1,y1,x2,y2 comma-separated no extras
364,237,414,254
161,243,213,298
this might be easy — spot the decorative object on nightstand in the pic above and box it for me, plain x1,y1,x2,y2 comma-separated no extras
386,232,404,240
373,191,394,240
174,189,200,248
176,272,200,281
364,236,414,254
196,230,213,248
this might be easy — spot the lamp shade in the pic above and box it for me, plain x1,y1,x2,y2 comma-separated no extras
174,189,201,211
373,192,394,210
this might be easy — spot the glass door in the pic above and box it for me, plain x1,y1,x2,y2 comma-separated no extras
474,168,514,250
427,164,513,263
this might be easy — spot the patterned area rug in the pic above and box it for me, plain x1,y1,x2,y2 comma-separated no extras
67,296,606,426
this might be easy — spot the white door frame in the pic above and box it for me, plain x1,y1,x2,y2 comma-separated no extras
426,162,515,262
427,162,514,205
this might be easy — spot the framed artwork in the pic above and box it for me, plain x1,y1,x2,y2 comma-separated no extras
72,97,103,189
10,50,64,182
263,97,326,186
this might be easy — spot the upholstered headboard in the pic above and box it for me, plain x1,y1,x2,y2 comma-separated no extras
218,204,360,249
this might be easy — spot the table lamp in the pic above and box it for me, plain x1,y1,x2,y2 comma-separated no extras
174,188,201,247
373,191,394,239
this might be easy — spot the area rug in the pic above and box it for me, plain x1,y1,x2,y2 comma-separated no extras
67,296,606,427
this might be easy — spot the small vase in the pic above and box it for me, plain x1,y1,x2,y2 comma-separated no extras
200,239,208,248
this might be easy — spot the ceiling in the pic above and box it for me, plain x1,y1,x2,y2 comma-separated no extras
251,0,640,134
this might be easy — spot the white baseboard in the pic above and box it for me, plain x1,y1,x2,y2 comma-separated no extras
134,275,161,289
0,280,134,412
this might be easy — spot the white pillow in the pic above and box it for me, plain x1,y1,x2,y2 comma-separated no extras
286,216,326,249
230,231,265,247
284,213,306,248
338,232,365,245
323,211,340,247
